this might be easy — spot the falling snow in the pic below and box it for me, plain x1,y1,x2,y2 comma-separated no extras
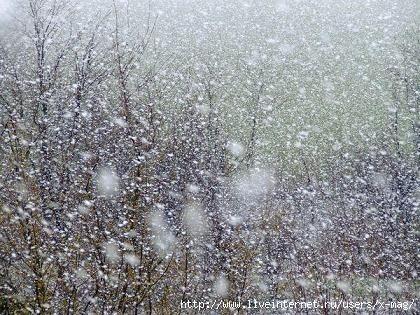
0,0,418,313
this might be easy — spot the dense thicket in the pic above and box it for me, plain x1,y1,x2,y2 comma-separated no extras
0,0,418,313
